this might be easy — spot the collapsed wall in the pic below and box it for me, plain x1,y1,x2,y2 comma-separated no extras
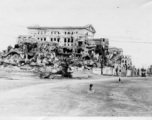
0,35,132,77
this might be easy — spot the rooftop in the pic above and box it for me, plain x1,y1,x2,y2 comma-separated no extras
27,24,96,33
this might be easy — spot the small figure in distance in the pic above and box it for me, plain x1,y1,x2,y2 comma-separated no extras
87,84,95,93
119,68,121,82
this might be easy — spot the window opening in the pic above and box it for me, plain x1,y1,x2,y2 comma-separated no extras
71,37,73,42
57,38,60,42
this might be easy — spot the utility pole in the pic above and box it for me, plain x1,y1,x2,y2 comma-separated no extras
100,39,105,75
101,56,103,75
100,39,102,75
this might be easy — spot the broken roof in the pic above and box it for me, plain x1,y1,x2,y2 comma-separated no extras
87,38,109,46
27,24,96,33
108,47,123,52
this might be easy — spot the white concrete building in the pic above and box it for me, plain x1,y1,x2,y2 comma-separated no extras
121,55,132,68
27,24,96,47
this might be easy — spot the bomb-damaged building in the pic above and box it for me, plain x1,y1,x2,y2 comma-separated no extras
16,24,132,75
17,24,109,56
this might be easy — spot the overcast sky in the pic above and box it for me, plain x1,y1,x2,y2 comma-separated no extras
0,0,152,68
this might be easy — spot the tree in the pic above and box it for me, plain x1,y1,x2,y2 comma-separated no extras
60,58,74,78
137,69,140,76
38,57,74,79
95,44,107,74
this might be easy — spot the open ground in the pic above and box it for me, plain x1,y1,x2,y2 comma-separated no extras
0,70,152,120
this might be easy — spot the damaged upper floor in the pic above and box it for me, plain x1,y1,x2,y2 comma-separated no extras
27,24,96,40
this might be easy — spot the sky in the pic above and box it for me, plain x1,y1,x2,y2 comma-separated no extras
0,0,152,68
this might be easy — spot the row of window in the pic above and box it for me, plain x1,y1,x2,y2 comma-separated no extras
37,37,75,43
64,37,74,43
37,37,46,41
36,37,76,46
121,60,130,64
31,31,79,35
31,31,59,35
36,37,75,46
65,31,78,35
37,37,60,42
121,60,127,64
50,38,60,42
64,43,73,46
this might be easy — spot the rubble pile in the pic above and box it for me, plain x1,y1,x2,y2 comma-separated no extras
0,41,54,70
0,36,133,78
0,40,100,78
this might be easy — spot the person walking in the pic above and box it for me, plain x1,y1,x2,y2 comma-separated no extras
119,66,122,82
115,66,118,76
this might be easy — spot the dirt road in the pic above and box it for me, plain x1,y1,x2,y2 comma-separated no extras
0,76,152,119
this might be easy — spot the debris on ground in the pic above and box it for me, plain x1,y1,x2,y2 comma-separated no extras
0,36,134,79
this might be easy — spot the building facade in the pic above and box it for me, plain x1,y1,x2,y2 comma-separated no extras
17,35,38,43
121,55,132,69
87,38,109,47
27,24,96,48
17,24,110,56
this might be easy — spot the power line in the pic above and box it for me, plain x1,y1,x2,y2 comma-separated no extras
0,23,27,28
1,34,152,44
94,34,152,44
0,23,27,32
109,39,152,44
95,34,152,40
0,34,17,38
0,24,152,44
0,25,27,31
